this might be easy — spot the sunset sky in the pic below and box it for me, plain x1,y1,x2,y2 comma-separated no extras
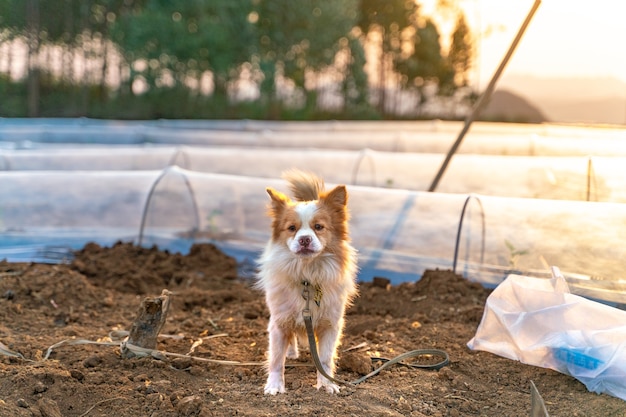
423,0,626,90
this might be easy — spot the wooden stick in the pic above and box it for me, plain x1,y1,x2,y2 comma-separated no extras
121,289,171,359
428,0,542,192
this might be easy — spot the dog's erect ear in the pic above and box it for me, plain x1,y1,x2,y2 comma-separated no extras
266,187,291,209
322,185,347,207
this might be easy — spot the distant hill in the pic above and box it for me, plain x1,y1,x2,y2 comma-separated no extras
480,89,548,123
537,96,626,125
498,74,626,125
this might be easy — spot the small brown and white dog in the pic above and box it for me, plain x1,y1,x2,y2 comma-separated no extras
257,170,358,395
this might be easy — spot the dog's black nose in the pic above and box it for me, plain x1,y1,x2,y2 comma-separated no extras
298,236,312,247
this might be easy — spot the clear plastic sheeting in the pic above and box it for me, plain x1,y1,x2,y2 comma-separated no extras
0,170,160,262
3,147,626,203
455,194,626,303
1,119,626,303
0,119,146,146
1,118,626,156
1,168,625,303
0,170,157,228
0,147,177,171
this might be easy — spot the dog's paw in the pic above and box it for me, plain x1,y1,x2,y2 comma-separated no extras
264,373,285,395
264,384,285,395
316,377,340,394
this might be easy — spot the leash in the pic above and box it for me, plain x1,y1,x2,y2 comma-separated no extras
301,280,450,387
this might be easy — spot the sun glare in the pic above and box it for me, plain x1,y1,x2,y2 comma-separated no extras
420,0,626,88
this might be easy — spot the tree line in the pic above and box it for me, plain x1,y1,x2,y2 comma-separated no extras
0,0,474,119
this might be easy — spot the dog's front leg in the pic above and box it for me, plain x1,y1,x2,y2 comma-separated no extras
264,320,290,395
314,323,342,394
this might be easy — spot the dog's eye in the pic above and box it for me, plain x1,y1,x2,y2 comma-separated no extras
288,225,296,232
314,224,324,231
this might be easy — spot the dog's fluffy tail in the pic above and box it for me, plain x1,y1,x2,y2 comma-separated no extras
282,169,324,202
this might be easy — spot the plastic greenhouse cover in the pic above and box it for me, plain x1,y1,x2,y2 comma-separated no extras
2,119,626,156
2,147,626,203
1,167,625,304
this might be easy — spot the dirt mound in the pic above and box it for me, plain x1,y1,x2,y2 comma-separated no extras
71,241,239,294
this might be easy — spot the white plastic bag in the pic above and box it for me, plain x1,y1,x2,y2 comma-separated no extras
468,267,626,401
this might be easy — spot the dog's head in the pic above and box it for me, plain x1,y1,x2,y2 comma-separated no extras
265,185,348,258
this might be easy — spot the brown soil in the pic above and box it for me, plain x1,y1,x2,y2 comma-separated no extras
0,242,624,416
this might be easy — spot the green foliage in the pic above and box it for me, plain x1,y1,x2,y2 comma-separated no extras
394,18,447,106
447,13,473,88
111,0,255,96
0,0,141,43
505,239,529,269
0,0,475,120
357,0,416,37
342,36,369,109
356,0,418,113
0,74,27,116
254,0,359,108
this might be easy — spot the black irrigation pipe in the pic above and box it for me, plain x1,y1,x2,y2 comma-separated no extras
351,149,377,186
452,194,485,274
168,148,192,170
137,166,201,246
